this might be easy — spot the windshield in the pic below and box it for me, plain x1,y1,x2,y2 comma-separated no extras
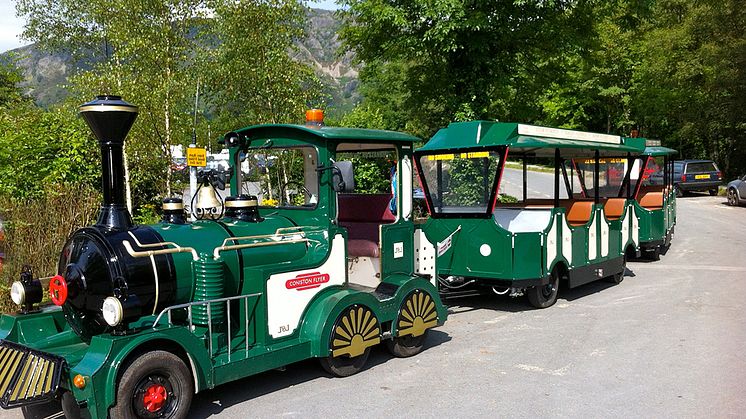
242,146,319,209
417,150,503,215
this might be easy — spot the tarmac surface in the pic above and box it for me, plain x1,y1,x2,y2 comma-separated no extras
15,193,746,418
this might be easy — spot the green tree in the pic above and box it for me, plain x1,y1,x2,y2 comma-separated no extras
538,1,653,134
17,0,210,212
634,0,746,176
340,0,596,138
0,58,25,106
205,0,322,130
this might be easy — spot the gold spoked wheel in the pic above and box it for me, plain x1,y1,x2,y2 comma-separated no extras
320,305,380,377
387,290,438,358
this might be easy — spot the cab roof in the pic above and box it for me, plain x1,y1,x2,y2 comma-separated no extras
229,124,420,144
417,121,646,157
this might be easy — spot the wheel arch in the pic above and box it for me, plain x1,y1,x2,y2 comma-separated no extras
104,332,210,414
299,289,384,357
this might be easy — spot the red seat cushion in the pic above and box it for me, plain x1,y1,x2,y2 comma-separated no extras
348,240,380,258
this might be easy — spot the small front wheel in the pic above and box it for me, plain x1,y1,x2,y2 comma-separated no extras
709,188,718,196
607,255,626,284
527,271,559,309
111,351,193,419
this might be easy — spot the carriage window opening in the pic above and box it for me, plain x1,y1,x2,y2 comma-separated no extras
244,146,318,209
418,150,502,215
572,158,627,199
641,156,666,188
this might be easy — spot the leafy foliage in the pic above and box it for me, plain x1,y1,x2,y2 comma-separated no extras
340,0,596,137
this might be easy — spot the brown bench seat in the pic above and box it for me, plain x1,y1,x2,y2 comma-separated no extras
567,201,594,226
603,198,626,220
338,193,395,258
639,191,663,210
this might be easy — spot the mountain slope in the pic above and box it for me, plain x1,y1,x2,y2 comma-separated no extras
1,8,359,111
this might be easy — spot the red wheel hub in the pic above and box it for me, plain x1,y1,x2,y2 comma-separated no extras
49,275,68,306
142,384,168,412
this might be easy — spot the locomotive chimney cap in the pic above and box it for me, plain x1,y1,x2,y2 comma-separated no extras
79,95,138,145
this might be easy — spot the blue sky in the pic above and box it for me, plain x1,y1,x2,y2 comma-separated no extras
0,0,340,54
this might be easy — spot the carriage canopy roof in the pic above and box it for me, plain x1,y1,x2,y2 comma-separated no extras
417,121,647,156
228,124,420,144
642,146,678,156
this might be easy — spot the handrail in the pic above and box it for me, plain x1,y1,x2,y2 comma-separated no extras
213,237,312,259
153,293,262,361
123,240,199,261
217,226,323,248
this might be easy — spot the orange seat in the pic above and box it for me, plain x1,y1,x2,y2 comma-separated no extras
639,192,663,210
604,198,626,220
567,201,593,226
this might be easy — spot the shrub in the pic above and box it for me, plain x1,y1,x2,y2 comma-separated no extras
0,184,99,313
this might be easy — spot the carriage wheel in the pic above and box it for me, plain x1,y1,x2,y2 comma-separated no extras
320,305,380,377
387,290,438,358
527,270,559,309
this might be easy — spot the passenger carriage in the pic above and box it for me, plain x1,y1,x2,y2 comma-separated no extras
413,122,646,308
630,143,677,260
567,141,677,261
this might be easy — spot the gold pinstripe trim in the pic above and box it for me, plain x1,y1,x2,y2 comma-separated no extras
79,105,138,113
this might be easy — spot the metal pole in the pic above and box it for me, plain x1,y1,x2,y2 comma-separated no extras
522,157,527,202
594,150,600,204
554,149,560,208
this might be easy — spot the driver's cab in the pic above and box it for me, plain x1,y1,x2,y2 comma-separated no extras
333,141,416,288
223,114,419,290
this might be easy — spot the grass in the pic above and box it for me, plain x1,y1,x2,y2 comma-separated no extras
0,185,99,313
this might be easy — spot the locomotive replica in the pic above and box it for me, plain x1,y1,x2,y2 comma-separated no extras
0,96,447,418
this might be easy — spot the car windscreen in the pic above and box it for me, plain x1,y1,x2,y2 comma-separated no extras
685,162,717,173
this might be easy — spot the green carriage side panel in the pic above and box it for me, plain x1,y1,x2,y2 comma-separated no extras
512,233,544,279
380,223,415,277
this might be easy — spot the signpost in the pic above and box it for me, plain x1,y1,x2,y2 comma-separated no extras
187,147,207,167
187,146,206,221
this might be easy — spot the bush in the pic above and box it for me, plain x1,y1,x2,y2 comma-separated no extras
0,184,99,313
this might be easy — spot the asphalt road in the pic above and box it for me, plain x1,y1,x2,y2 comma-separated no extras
15,194,746,418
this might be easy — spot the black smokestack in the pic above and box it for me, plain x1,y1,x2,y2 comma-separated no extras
79,95,138,230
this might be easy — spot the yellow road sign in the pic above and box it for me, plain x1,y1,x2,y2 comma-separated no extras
187,148,207,167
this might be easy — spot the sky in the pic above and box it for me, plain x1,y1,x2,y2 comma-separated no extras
0,0,340,54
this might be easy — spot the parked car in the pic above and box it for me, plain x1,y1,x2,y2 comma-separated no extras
726,175,746,206
673,159,723,196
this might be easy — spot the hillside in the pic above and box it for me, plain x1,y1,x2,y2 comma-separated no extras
0,8,359,113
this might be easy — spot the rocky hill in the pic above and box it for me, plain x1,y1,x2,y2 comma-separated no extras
1,8,359,113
